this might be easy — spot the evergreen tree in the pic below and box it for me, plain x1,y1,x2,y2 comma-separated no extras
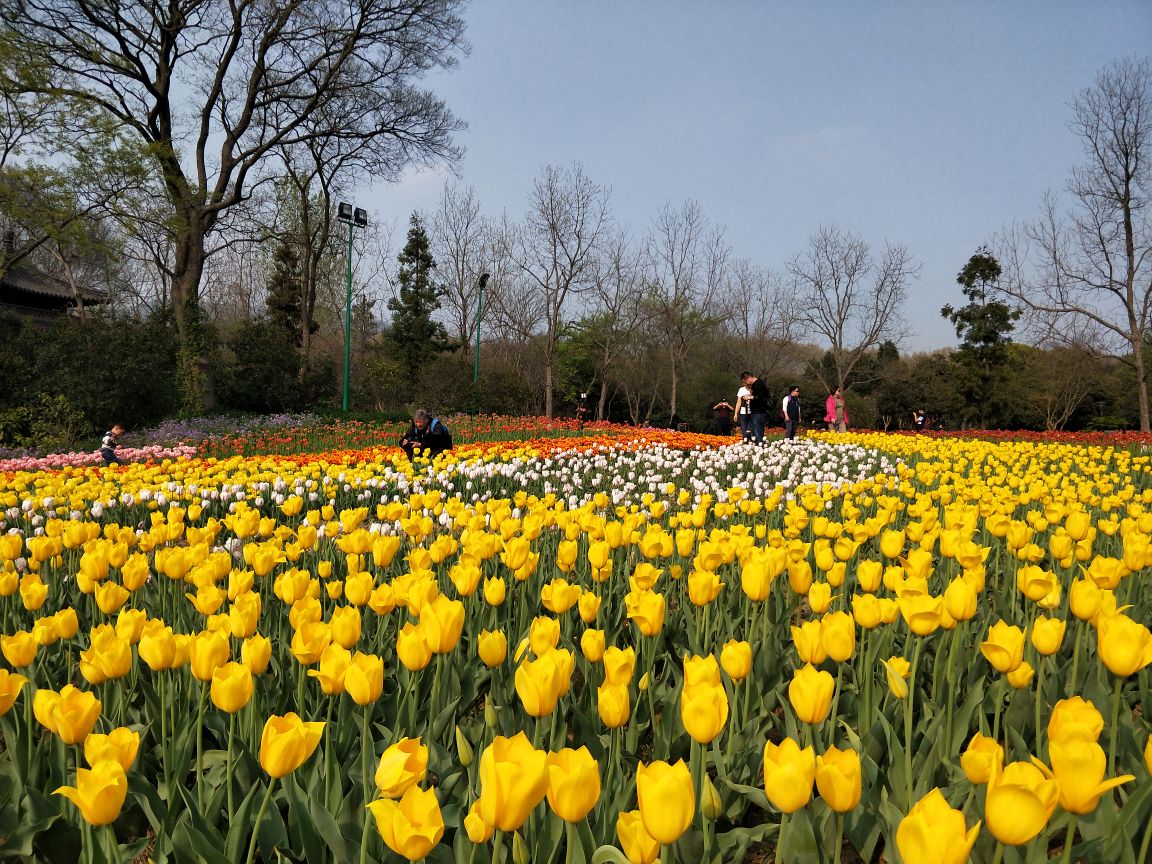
941,247,1020,427
387,213,449,379
265,237,304,346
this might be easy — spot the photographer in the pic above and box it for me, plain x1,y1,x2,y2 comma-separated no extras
399,409,453,460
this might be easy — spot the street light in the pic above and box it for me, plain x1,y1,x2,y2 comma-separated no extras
472,272,491,385
337,202,368,412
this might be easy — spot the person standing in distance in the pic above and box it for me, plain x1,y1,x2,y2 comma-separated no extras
783,386,801,439
739,371,770,444
824,387,848,432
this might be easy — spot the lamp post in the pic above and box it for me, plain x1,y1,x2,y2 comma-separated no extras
337,202,368,412
472,272,490,385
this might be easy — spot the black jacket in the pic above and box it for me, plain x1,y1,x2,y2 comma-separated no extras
399,417,452,457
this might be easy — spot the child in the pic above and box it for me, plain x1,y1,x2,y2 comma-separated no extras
101,423,124,465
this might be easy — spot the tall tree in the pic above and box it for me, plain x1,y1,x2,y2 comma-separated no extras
941,247,1020,426
428,182,490,352
646,201,730,417
387,213,449,381
0,0,466,410
265,237,304,346
788,225,917,395
998,57,1152,431
508,163,610,418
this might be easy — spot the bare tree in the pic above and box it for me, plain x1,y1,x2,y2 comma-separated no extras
507,164,610,417
1,0,467,410
427,182,491,352
577,229,652,419
646,201,730,417
996,58,1152,431
787,225,917,394
724,257,802,376
1020,342,1101,430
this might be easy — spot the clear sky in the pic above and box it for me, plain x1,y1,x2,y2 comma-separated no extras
366,1,1151,351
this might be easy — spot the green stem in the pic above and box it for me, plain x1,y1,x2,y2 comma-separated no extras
1034,656,1045,758
1061,815,1077,864
1108,675,1122,776
491,829,505,864
227,712,236,822
778,812,789,860
904,639,923,810
359,705,374,864
196,680,206,813
244,780,277,864
991,841,1004,864
833,811,844,864
564,819,575,864
1137,812,1152,864
1067,619,1083,697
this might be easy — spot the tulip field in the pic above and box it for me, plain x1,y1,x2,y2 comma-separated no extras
1,422,1152,864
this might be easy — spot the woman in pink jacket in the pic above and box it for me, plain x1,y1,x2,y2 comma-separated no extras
825,388,848,432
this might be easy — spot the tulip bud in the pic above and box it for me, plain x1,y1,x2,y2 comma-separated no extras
700,773,722,820
484,698,497,729
512,830,529,864
455,725,474,768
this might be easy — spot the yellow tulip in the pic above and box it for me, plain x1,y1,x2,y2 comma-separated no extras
476,732,549,831
418,594,465,654
960,732,1003,784
366,785,445,862
38,684,101,744
464,799,495,843
83,727,140,771
541,577,581,613
984,761,1059,845
625,589,666,636
616,809,659,864
855,559,883,592
307,644,351,696
580,628,605,663
943,576,978,622
115,609,147,644
189,629,230,681
242,634,272,675
529,616,561,656
80,625,132,683
515,649,567,718
740,552,774,601
211,661,254,712
687,568,725,606
597,681,631,728
788,663,835,724
1038,739,1134,814
680,677,729,744
720,639,752,682
483,576,506,606
374,737,428,798
345,652,384,705
258,712,324,778
815,745,862,812
791,619,827,665
1,630,36,668
883,656,910,699
762,737,816,813
54,760,128,825
1030,617,1066,656
396,622,432,671
1048,696,1104,743
577,591,601,623
1069,578,1103,621
1096,612,1152,677
820,611,856,662
896,788,980,864
603,646,636,686
897,594,944,636
329,605,362,649
852,594,883,629
879,529,905,559
979,620,1026,673
636,759,694,844
545,746,601,822
0,669,29,716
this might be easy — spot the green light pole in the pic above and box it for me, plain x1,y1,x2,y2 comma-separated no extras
472,272,490,384
338,202,367,412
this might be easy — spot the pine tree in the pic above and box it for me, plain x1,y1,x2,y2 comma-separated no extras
265,238,304,346
387,213,449,379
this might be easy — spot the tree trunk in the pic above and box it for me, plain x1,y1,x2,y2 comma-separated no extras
170,225,214,413
597,378,609,421
1133,335,1150,433
544,361,554,419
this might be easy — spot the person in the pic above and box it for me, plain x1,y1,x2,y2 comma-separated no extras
913,409,926,431
100,423,124,465
576,393,590,428
398,409,452,460
711,401,734,436
740,371,771,443
734,381,753,440
782,386,801,439
824,387,848,432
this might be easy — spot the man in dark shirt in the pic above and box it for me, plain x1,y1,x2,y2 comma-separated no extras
783,386,801,439
399,409,453,460
740,371,771,444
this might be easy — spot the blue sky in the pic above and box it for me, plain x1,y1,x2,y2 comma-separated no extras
367,1,1151,351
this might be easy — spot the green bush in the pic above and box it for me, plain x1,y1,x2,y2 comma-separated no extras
0,393,90,452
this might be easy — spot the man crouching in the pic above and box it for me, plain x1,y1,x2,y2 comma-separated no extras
399,409,453,460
